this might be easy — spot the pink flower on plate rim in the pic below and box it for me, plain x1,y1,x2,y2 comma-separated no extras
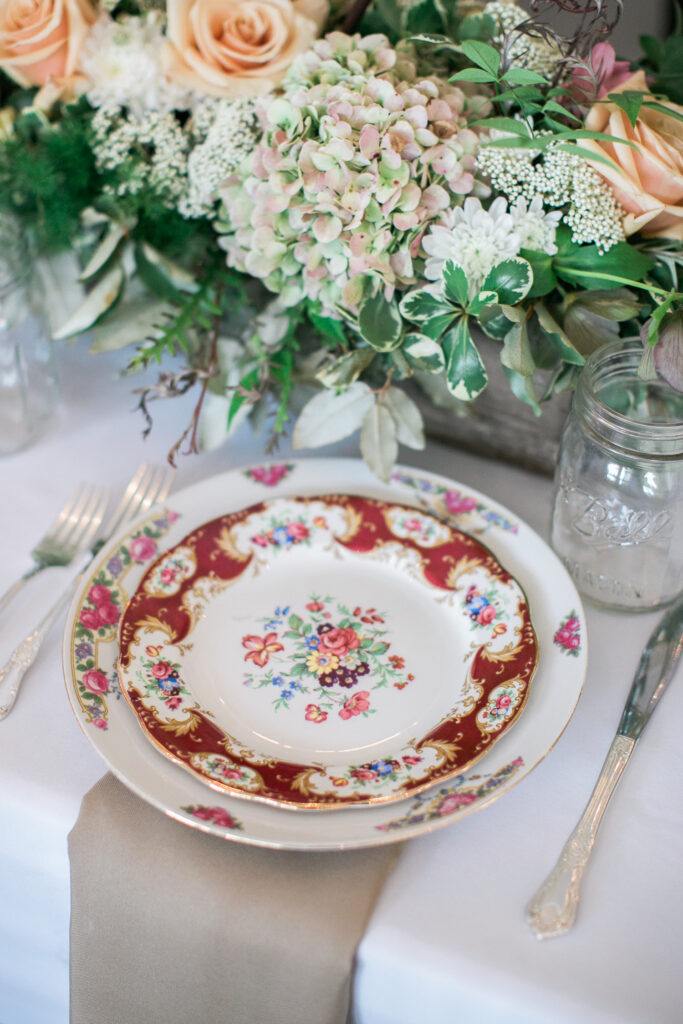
79,607,104,631
88,584,111,605
82,668,110,694
249,464,292,486
129,535,158,562
444,489,477,516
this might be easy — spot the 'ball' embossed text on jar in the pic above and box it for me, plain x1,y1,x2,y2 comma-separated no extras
551,340,683,612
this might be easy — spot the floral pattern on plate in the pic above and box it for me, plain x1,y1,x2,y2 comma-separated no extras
117,494,538,809
242,464,294,487
392,470,519,535
242,596,414,723
73,510,179,729
182,805,243,831
476,680,526,734
383,507,452,547
554,611,582,656
63,458,587,848
144,545,196,597
376,757,525,832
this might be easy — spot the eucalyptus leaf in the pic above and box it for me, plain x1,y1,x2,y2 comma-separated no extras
383,387,425,449
89,295,174,353
53,265,125,340
140,244,199,293
360,403,398,482
535,303,585,364
292,382,375,449
79,223,127,282
442,318,488,401
502,365,541,415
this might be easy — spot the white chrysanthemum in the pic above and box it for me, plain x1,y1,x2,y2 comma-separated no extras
82,14,192,118
509,196,562,254
423,197,522,293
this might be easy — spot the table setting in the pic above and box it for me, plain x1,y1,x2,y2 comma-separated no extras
1,0,682,1021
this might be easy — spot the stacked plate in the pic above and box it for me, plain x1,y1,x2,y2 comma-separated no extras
62,459,587,849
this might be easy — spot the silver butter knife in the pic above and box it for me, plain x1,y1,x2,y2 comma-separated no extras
526,593,683,940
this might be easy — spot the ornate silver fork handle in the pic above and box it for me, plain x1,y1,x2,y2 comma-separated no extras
525,733,635,940
0,584,76,720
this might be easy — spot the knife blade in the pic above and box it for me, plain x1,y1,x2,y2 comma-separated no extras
526,592,683,940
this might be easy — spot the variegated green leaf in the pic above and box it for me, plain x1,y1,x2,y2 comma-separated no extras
482,258,533,305
442,319,488,401
403,333,446,372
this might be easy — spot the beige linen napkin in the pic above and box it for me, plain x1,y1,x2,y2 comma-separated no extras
69,774,402,1024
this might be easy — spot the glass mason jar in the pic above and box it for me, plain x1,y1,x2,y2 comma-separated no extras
551,339,683,612
0,213,59,456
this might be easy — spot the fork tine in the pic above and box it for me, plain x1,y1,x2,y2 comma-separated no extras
48,484,91,545
55,485,101,549
138,466,175,515
101,463,150,540
79,492,109,552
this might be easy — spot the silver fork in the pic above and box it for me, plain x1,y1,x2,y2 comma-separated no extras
0,484,109,617
0,463,175,720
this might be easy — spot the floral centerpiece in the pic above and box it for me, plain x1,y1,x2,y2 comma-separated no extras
0,0,681,477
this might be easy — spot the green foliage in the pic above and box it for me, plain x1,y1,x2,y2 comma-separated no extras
553,229,655,290
128,258,234,372
0,105,98,251
640,5,683,105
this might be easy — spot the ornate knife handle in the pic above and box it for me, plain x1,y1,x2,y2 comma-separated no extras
525,733,635,940
0,585,74,720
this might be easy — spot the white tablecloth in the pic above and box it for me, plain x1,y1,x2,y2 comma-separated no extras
1,343,681,1024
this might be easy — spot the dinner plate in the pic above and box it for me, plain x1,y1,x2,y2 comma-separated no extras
117,495,537,808
63,458,587,849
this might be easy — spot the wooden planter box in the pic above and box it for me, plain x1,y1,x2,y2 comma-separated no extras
409,334,573,477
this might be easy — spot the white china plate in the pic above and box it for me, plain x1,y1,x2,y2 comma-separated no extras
63,459,587,849
116,494,538,809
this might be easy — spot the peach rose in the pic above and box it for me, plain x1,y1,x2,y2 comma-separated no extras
163,0,328,98
0,0,96,88
582,71,683,240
